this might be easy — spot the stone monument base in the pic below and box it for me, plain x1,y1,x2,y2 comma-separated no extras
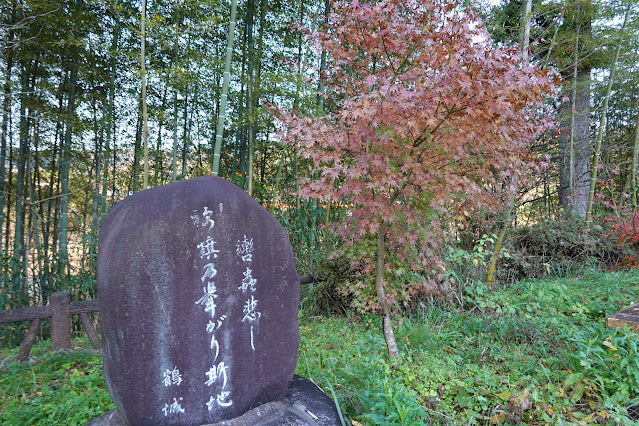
87,376,348,426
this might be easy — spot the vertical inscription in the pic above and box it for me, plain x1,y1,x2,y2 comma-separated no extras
161,367,184,416
192,207,233,411
236,235,260,350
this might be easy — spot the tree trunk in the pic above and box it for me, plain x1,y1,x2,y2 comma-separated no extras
171,2,180,182
559,69,590,217
0,21,14,254
5,141,12,253
521,0,532,62
212,0,239,175
141,0,150,190
32,129,48,303
246,0,255,195
58,53,78,278
90,111,102,264
317,0,330,115
172,86,179,182
585,0,631,224
630,110,639,209
101,19,119,223
375,222,399,359
132,101,142,192
558,0,591,218
155,83,168,185
181,93,189,179
12,62,32,297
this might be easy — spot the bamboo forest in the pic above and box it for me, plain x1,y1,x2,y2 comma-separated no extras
2,0,639,424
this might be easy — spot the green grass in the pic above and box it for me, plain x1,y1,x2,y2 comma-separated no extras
0,338,114,425
2,270,639,425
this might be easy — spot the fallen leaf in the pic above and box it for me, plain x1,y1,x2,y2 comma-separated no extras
490,412,506,424
497,390,511,401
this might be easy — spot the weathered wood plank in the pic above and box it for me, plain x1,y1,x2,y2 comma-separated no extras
79,312,101,350
51,292,71,350
0,299,99,325
70,299,100,314
17,318,42,361
606,303,639,334
0,306,52,324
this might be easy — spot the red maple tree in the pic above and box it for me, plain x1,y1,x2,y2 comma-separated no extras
276,0,558,358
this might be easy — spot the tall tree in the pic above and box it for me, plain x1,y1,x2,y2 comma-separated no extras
0,0,15,256
58,52,78,278
101,18,120,224
141,0,150,189
212,0,238,176
278,0,557,358
557,0,593,217
584,0,631,223
11,61,32,296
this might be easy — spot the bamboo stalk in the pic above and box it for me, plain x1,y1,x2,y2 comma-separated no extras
212,0,239,175
585,0,631,224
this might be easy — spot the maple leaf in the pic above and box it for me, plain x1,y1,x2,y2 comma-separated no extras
274,0,558,329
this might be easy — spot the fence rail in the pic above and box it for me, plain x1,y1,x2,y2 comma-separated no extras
0,292,101,361
1,275,317,362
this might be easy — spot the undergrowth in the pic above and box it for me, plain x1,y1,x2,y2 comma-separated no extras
1,270,638,425
0,338,113,425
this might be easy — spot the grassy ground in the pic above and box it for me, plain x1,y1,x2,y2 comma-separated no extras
1,270,638,425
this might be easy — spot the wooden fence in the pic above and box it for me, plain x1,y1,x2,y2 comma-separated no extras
0,276,318,362
0,292,101,361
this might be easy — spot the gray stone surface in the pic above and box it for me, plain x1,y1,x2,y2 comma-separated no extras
87,376,347,426
97,176,300,425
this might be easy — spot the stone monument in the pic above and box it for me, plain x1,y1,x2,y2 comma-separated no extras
93,176,345,425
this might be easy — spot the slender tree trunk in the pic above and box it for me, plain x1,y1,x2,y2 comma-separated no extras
59,53,78,278
253,0,268,188
245,0,255,195
181,92,190,179
317,0,330,115
212,0,239,175
155,83,168,185
237,44,246,187
542,3,566,67
90,112,102,264
271,149,286,213
33,129,49,304
42,97,63,298
171,0,181,182
132,102,142,192
376,222,399,359
0,23,14,254
30,139,44,303
172,87,179,182
521,0,532,62
101,20,119,223
585,0,631,223
486,0,533,288
141,0,150,189
12,62,32,297
568,25,580,199
5,141,12,254
111,120,118,201
630,110,639,209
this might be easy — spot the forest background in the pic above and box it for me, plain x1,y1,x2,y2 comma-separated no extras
0,0,638,347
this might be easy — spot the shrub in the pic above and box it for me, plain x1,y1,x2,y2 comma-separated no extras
495,217,629,283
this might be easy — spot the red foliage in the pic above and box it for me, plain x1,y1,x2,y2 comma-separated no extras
609,255,639,271
275,0,558,307
605,212,639,247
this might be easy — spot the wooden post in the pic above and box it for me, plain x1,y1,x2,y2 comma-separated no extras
50,292,71,350
79,312,101,349
17,318,41,361
607,302,639,334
